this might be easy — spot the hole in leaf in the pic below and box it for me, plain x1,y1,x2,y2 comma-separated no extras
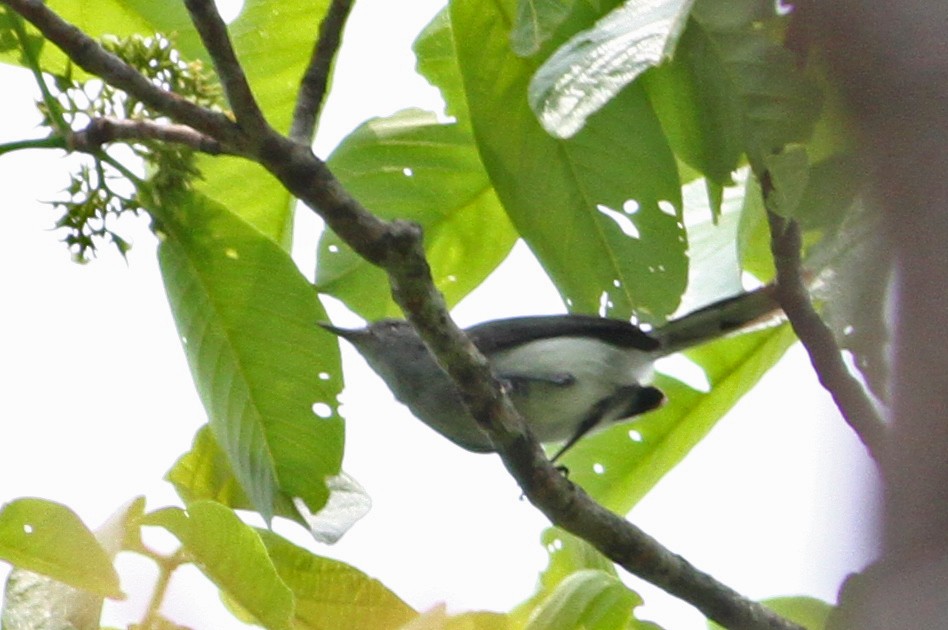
598,205,640,238
312,402,333,419
656,355,711,393
658,200,677,217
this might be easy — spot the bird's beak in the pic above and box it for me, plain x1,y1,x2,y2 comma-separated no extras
318,322,355,338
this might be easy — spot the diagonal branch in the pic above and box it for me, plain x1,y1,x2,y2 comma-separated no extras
1,0,241,149
764,189,887,460
182,0,269,136
258,138,804,630
289,0,355,144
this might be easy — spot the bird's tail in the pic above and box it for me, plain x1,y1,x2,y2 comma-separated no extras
652,284,782,356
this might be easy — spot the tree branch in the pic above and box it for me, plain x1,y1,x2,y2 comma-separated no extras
182,0,269,137
764,193,887,460
1,0,242,150
289,0,355,144
257,137,802,630
2,2,805,626
68,117,225,155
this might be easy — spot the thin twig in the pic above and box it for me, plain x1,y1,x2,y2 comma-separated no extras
2,0,242,150
183,0,269,136
289,0,355,144
68,117,225,154
764,184,887,459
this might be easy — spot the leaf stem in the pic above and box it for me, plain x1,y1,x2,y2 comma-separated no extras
140,547,189,625
8,9,69,135
0,135,67,156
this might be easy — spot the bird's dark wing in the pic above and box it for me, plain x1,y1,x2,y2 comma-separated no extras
547,384,665,462
466,315,660,354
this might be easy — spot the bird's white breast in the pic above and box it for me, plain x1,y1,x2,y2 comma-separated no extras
488,337,655,443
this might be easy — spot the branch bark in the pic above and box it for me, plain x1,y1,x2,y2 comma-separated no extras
764,202,887,460
289,0,355,144
68,117,225,155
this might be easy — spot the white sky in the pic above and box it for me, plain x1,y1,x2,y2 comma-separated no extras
0,1,879,628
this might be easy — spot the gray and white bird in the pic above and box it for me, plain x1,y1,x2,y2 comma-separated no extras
321,286,780,461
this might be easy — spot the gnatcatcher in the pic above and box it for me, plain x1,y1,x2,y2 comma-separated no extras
321,286,779,461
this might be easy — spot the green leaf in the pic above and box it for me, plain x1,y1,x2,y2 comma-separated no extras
764,145,810,218
452,0,686,321
166,425,258,510
644,0,822,181
168,426,370,544
525,569,649,630
691,0,822,166
0,498,121,598
735,172,773,281
560,324,797,514
639,23,744,185
413,9,470,124
709,596,833,630
0,1,194,76
763,597,833,630
257,530,417,630
737,150,864,284
399,606,511,630
510,0,578,57
153,189,344,523
528,0,697,138
316,108,516,319
316,15,518,319
144,503,294,630
166,425,308,523
788,153,862,232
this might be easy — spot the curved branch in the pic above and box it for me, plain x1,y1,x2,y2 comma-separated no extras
1,0,242,149
764,196,887,459
289,0,355,144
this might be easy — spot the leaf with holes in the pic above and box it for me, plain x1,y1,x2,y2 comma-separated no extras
154,189,343,523
316,108,515,320
0,498,121,598
452,0,685,321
